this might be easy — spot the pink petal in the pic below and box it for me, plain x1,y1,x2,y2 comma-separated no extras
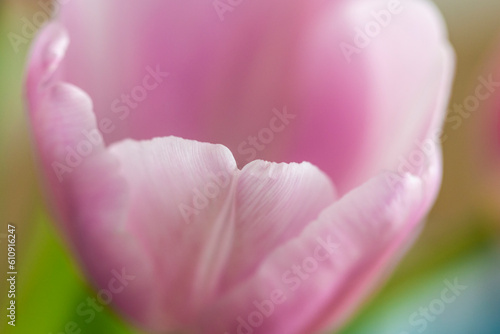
56,0,453,193
291,0,454,193
57,0,326,144
219,160,337,287
26,23,158,327
200,142,442,334
26,22,68,108
107,137,337,331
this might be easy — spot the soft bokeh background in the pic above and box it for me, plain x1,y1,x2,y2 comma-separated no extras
0,0,499,333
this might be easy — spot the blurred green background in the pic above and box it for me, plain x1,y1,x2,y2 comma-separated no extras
0,0,499,333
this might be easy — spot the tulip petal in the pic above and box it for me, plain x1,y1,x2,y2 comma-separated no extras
26,22,105,229
224,160,337,287
200,142,442,334
57,0,453,195
104,137,237,330
26,23,160,327
26,22,68,106
292,0,454,193
106,137,337,331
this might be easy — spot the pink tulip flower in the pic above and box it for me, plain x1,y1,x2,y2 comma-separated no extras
25,0,454,333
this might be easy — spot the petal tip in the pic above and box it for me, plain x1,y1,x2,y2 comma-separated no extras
26,22,69,101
